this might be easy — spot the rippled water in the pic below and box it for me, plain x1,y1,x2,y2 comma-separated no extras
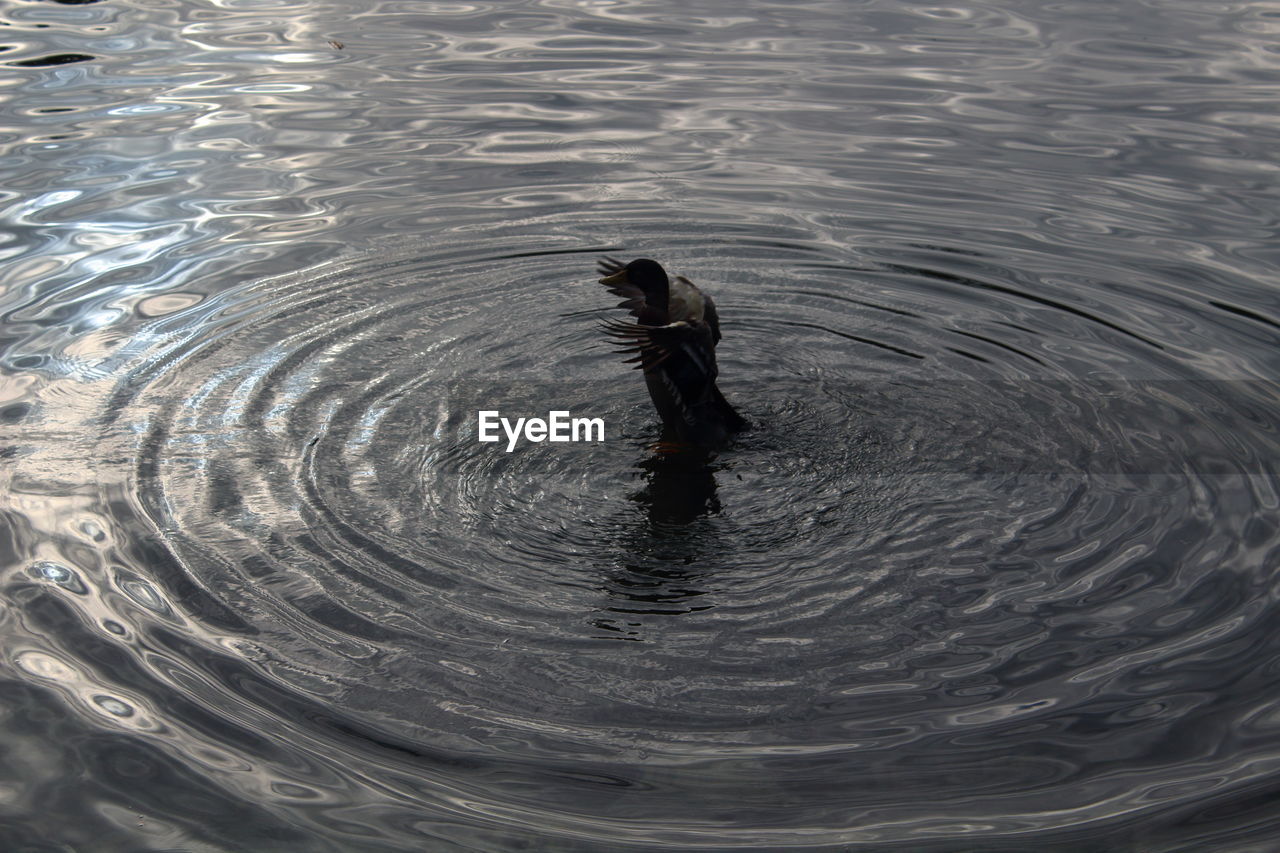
3,0,1280,850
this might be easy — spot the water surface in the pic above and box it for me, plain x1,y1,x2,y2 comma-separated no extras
3,0,1279,850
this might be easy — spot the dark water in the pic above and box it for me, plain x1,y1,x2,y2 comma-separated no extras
3,0,1279,850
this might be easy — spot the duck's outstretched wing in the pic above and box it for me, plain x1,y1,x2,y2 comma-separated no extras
600,318,716,380
597,256,649,319
597,256,626,278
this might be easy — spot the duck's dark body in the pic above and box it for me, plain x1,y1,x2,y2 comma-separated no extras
598,257,746,448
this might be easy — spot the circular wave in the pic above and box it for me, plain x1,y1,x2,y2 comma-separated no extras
28,209,1265,847
3,0,1278,846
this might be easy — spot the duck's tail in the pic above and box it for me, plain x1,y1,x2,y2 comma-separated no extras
713,386,749,433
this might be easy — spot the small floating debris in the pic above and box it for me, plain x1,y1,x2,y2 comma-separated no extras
10,53,95,67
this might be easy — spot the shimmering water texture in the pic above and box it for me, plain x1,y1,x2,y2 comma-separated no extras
3,0,1280,850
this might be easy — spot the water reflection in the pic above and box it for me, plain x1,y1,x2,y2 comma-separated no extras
595,451,724,634
631,451,724,527
3,0,1280,849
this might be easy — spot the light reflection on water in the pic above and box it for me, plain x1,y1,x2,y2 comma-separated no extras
3,0,1279,850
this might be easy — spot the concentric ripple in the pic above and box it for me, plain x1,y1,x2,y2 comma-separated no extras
3,0,1280,849
7,208,1251,847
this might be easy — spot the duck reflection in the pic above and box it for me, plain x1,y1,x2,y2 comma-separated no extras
632,450,722,524
592,451,725,638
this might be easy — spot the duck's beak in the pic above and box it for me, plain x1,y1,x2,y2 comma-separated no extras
599,269,629,286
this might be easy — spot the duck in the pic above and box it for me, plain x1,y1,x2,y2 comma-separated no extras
598,256,747,448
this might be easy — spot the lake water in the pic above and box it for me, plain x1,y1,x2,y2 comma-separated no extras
3,0,1279,850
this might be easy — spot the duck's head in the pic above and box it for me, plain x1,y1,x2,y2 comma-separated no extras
600,258,670,301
